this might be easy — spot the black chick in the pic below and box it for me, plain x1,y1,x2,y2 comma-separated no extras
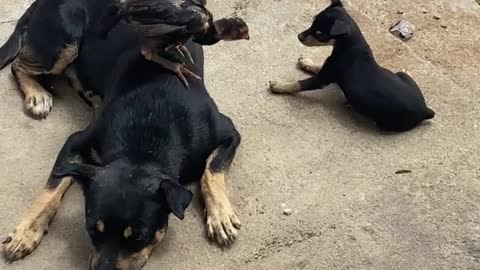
101,0,211,86
101,0,250,87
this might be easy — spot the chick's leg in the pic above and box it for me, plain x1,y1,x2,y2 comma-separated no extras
141,47,201,88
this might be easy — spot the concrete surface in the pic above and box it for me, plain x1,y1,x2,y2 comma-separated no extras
1,0,480,269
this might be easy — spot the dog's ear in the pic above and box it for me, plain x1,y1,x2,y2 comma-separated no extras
331,0,343,7
330,20,351,36
159,180,193,220
53,163,101,184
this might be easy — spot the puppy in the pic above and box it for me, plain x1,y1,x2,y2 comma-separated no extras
269,0,435,132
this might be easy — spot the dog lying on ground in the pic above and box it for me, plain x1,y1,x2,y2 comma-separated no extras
0,0,248,119
0,0,244,269
269,0,435,132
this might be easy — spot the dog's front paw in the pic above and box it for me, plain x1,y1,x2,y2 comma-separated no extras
24,91,53,119
297,56,321,74
206,199,241,246
2,221,47,262
269,80,300,94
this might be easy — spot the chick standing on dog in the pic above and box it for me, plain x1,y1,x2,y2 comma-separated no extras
270,0,435,132
101,0,250,87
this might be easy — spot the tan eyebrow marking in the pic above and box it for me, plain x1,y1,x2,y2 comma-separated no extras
124,226,133,239
96,220,105,233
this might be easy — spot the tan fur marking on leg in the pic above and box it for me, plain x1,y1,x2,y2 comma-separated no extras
201,150,240,246
2,178,73,261
12,60,53,118
298,56,322,74
64,66,103,113
269,80,301,94
64,66,85,93
49,44,79,75
115,229,166,270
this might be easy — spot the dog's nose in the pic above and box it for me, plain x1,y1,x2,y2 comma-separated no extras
298,33,305,42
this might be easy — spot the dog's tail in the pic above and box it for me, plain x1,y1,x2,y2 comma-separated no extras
0,1,38,70
424,107,435,120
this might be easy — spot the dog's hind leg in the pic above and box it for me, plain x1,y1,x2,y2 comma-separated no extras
201,120,241,246
12,43,79,119
11,55,53,119
65,66,102,112
2,128,95,262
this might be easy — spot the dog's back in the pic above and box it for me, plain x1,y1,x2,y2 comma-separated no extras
76,20,225,180
335,51,435,131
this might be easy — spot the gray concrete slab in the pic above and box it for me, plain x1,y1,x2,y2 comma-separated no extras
0,0,479,269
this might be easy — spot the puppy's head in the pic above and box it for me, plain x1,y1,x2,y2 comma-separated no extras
298,0,353,47
54,160,193,270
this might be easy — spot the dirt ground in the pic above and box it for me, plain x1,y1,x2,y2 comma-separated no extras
1,0,480,269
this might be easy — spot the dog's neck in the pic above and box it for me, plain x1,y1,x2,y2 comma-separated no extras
332,22,373,59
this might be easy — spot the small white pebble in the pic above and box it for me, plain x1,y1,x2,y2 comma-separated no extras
283,209,293,216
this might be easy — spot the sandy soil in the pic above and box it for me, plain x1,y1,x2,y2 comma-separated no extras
0,0,479,269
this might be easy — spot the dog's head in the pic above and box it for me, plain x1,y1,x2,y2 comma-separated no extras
298,0,353,47
54,160,193,270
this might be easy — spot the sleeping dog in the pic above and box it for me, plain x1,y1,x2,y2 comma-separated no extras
269,0,435,132
0,0,243,269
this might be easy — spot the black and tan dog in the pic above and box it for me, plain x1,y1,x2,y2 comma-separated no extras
269,0,435,132
0,0,248,119
0,0,245,269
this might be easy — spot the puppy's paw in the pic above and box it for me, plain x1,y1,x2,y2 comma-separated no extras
24,91,53,119
297,56,321,74
269,80,300,94
205,199,241,246
2,221,47,262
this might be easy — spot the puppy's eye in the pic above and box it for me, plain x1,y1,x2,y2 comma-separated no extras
315,30,323,35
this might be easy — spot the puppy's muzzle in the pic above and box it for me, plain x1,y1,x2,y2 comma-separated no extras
298,31,308,43
298,30,333,47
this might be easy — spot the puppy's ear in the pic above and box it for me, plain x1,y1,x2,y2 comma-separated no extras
53,163,100,184
331,0,343,7
330,20,351,36
160,180,193,220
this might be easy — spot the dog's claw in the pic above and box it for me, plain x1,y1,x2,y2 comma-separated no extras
0,236,11,244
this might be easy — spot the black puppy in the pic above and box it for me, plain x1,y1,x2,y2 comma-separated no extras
269,0,435,132
1,0,242,269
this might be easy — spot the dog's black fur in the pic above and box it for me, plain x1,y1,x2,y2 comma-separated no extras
0,0,241,269
271,0,435,132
